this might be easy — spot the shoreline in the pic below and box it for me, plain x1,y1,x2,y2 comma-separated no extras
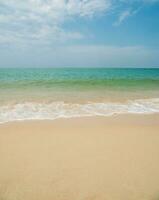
0,114,159,200
0,112,159,125
0,97,159,124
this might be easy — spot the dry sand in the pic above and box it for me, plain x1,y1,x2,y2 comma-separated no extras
0,115,159,200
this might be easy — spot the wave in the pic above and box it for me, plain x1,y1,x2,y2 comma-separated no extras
0,98,159,124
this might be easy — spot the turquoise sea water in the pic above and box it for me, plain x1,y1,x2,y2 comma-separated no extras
0,68,159,89
0,68,159,123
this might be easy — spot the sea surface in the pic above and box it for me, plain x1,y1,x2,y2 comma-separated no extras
0,68,159,123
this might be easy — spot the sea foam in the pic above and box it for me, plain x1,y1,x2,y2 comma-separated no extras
0,98,159,124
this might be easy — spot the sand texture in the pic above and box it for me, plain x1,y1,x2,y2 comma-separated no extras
0,115,159,200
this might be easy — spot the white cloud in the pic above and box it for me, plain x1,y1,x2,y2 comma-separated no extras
0,0,111,45
66,0,111,17
113,0,159,26
0,0,158,46
113,10,131,26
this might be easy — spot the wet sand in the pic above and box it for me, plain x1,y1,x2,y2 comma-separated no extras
0,115,159,200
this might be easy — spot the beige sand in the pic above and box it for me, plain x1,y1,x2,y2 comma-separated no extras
0,115,159,200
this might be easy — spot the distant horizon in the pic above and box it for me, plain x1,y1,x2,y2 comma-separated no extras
0,66,159,69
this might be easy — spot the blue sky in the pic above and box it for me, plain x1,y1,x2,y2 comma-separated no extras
0,0,159,68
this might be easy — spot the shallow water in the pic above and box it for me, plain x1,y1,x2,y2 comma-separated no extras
0,68,159,123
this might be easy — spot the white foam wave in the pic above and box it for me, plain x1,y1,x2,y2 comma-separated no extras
0,98,159,124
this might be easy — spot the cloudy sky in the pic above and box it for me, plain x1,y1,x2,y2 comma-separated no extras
0,0,159,67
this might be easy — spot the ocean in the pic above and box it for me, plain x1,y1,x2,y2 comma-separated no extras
0,68,159,123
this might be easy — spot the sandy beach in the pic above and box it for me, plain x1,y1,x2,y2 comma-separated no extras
0,0,159,198
0,115,159,200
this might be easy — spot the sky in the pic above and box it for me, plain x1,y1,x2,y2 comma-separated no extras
0,0,159,68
